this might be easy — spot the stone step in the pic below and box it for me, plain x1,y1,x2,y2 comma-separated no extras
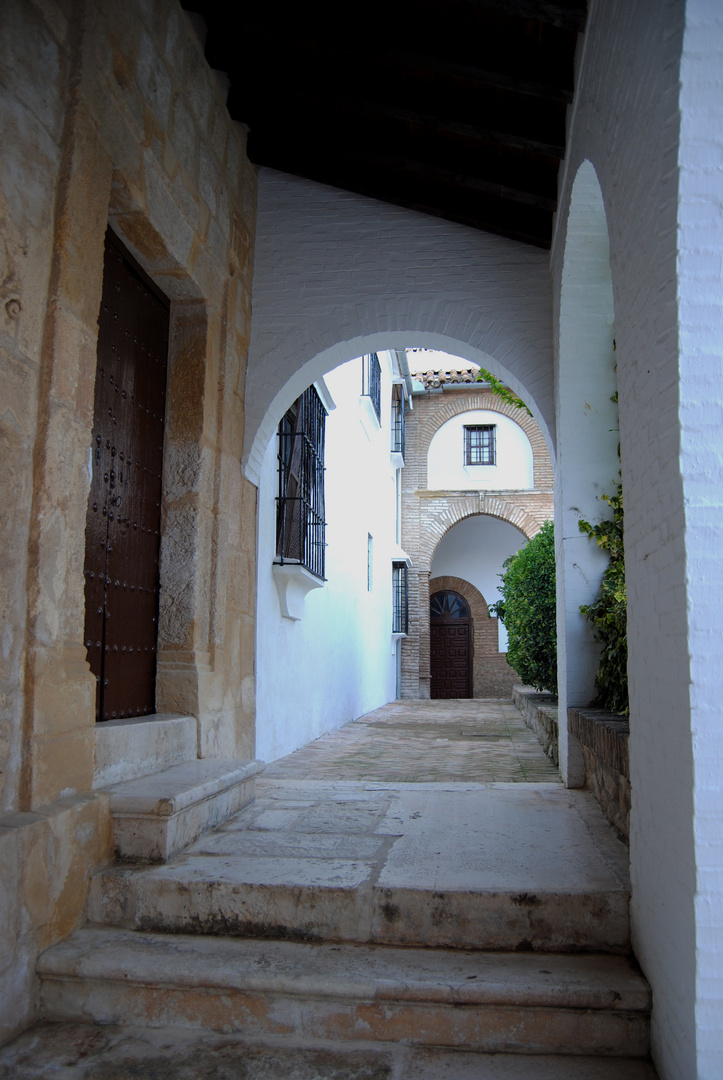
89,861,630,953
105,759,265,863
0,1024,661,1079
38,928,650,1058
89,780,631,952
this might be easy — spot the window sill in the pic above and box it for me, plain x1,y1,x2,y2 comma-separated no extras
272,563,325,621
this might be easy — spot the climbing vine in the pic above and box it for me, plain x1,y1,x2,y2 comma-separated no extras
476,368,532,415
578,481,628,716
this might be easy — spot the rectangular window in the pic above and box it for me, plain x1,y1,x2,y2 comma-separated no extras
362,352,382,423
391,383,405,457
392,562,408,634
464,424,496,465
367,534,374,591
276,385,326,579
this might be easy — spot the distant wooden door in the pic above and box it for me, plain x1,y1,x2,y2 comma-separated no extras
83,231,169,721
430,590,472,698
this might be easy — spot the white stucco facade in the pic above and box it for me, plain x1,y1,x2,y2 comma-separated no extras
255,352,406,763
427,409,534,492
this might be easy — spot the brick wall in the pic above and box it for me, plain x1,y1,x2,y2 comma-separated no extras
400,385,553,698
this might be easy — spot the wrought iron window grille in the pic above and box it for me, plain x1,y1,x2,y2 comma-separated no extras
362,352,382,424
276,385,326,580
391,384,405,457
464,424,496,466
392,561,409,634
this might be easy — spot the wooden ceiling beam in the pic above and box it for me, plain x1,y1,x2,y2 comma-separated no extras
464,0,587,33
279,92,566,160
249,132,558,214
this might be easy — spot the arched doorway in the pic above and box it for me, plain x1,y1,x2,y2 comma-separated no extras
430,590,472,698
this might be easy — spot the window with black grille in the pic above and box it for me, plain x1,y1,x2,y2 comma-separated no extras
362,352,382,423
276,385,326,579
464,424,496,465
392,562,409,634
391,383,405,457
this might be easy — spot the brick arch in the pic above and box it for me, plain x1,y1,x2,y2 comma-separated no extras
419,392,553,490
430,575,519,698
419,499,541,574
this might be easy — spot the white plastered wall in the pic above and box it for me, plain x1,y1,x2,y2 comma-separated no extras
243,169,555,485
430,515,528,650
255,352,401,763
551,1,700,1075
427,411,534,491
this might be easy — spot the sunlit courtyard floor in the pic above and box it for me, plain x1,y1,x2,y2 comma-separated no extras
264,697,560,784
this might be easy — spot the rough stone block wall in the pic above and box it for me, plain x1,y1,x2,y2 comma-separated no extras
0,0,257,1045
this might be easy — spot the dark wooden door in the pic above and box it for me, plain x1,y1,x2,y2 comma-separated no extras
430,590,472,698
83,231,169,721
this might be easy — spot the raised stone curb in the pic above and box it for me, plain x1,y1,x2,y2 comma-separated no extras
511,685,559,766
569,708,630,843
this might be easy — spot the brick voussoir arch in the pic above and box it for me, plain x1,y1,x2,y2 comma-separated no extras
419,498,541,572
414,391,553,490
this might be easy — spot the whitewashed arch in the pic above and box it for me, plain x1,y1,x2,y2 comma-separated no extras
243,169,555,484
555,159,618,786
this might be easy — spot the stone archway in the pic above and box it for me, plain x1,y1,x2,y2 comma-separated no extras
430,575,519,698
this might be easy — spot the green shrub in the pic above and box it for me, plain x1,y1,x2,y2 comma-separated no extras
578,482,628,715
491,521,557,693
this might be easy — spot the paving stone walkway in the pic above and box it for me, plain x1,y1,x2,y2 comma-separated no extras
264,698,560,784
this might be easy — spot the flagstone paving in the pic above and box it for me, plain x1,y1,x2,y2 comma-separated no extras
263,698,560,783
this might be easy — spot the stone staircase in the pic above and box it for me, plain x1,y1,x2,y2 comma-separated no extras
7,776,658,1078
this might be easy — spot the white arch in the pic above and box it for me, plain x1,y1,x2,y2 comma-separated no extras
555,159,618,786
243,169,555,484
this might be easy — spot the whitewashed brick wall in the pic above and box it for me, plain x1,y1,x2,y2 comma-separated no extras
552,1,717,1076
678,3,723,1077
243,170,554,484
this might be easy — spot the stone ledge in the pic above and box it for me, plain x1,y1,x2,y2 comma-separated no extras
512,685,558,766
569,708,630,779
569,708,630,844
93,714,197,790
106,759,265,863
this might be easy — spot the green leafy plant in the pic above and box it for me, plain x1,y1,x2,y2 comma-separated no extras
476,368,532,415
578,482,628,715
491,520,557,693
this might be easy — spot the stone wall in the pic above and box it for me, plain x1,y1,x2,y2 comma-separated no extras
512,686,559,767
569,707,631,844
0,0,257,1043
